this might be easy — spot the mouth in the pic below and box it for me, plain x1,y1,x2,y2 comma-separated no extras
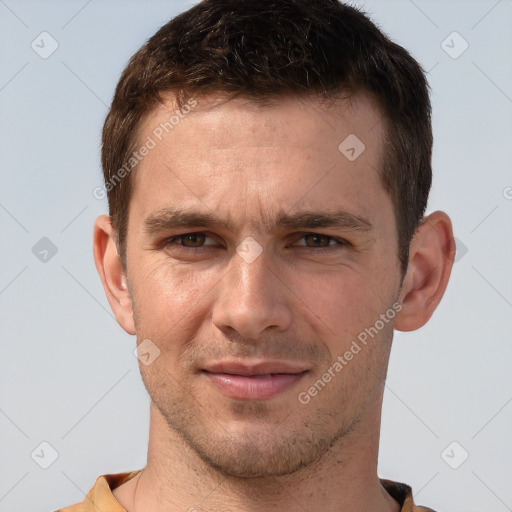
201,361,309,401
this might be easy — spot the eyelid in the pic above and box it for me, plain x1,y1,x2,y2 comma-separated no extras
167,232,218,246
292,233,347,247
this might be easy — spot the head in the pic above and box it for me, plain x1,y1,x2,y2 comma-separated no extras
94,0,454,478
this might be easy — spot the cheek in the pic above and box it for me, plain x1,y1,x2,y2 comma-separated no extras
130,258,217,341
291,267,394,343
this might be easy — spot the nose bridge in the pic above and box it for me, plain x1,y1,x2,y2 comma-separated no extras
235,248,271,300
212,245,292,339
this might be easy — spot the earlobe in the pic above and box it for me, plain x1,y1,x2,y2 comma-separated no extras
93,215,136,335
394,211,455,332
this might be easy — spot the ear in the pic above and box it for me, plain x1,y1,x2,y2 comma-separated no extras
93,215,136,335
394,211,455,332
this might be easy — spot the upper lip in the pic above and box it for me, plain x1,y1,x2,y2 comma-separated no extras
202,361,309,376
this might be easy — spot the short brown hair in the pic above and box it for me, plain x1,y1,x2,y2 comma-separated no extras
102,0,432,274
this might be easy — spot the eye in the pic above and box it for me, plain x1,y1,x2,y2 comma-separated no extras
165,232,217,248
162,232,349,252
293,233,347,248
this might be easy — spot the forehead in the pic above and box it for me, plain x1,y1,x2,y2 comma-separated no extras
139,92,384,151
130,92,389,228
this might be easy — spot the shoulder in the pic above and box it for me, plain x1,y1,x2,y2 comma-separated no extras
380,478,437,512
55,471,141,512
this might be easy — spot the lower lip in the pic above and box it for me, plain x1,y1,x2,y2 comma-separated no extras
203,371,307,401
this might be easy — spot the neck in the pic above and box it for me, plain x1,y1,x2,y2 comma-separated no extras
115,391,399,512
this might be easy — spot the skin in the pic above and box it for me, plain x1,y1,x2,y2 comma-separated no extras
94,92,455,511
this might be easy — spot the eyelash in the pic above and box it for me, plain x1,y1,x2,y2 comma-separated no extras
162,232,350,252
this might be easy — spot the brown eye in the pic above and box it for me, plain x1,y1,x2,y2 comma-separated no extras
303,233,332,247
291,233,349,251
164,232,215,249
179,233,206,247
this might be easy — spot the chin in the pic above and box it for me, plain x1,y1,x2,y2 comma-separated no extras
190,433,329,478
167,410,349,479
148,374,360,479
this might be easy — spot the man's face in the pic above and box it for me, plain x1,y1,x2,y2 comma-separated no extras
124,94,403,477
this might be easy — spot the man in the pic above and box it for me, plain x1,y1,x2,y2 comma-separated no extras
58,0,455,510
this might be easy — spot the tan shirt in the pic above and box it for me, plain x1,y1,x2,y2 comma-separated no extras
56,471,436,511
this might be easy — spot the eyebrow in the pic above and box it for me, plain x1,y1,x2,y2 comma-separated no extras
143,207,375,236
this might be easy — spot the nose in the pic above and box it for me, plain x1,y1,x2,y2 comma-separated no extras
211,246,293,340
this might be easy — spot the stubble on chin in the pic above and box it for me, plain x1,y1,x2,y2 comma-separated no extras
145,373,359,479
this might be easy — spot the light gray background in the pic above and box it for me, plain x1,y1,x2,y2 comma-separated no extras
1,0,511,510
